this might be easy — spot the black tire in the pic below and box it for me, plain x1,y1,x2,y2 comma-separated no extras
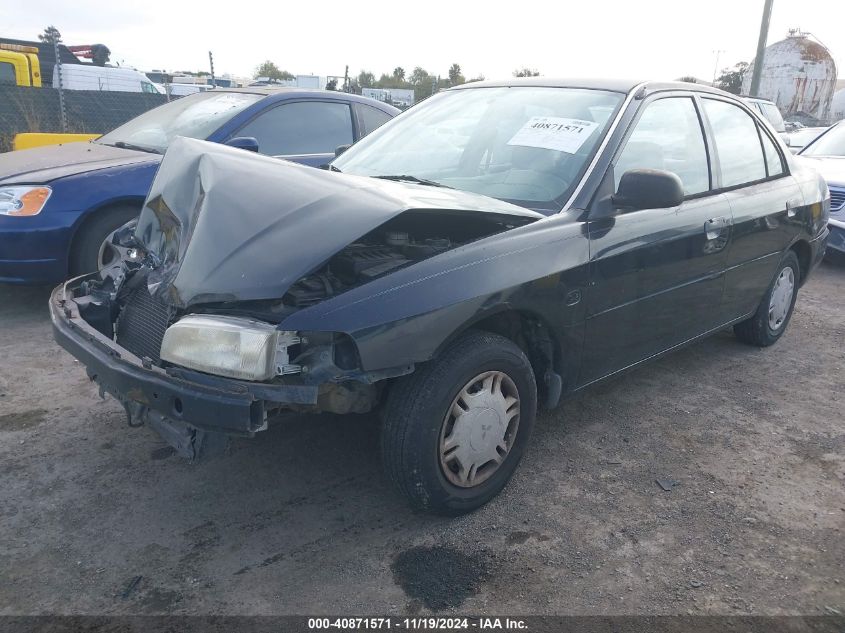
734,250,800,347
69,205,140,276
380,330,537,515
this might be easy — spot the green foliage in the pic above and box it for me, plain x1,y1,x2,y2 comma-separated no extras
393,67,405,82
357,70,375,88
448,64,465,86
513,68,540,77
253,60,294,81
326,78,338,91
38,25,62,45
678,76,698,83
715,62,748,95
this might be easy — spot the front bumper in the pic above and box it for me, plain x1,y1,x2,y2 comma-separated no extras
827,220,845,255
50,278,319,451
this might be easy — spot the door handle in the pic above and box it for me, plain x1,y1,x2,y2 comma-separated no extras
704,217,729,240
786,201,797,218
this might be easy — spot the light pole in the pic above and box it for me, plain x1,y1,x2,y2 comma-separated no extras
749,0,774,96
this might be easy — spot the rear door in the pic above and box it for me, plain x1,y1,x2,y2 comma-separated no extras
580,93,731,384
699,97,802,322
233,100,356,166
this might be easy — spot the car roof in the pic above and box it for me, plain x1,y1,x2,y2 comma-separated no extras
449,77,740,99
191,86,401,113
740,95,776,104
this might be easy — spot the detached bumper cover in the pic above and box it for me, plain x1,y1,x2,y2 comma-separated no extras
50,279,318,437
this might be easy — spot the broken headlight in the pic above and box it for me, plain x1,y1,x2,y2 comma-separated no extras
160,315,300,381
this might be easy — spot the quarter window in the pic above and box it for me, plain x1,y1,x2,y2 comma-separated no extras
703,99,767,187
615,97,710,195
236,101,353,156
759,129,785,177
357,105,392,136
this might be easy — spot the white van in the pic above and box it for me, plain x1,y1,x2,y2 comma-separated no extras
51,64,162,94
164,83,213,97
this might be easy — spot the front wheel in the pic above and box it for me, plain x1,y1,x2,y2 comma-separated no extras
69,206,140,276
734,251,800,347
380,331,537,515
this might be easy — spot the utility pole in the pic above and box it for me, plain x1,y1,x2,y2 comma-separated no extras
712,49,725,85
208,51,216,88
343,65,349,92
749,0,774,96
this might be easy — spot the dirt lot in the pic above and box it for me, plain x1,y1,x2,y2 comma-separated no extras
0,264,843,617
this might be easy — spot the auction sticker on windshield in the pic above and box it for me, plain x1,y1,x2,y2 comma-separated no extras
507,117,598,154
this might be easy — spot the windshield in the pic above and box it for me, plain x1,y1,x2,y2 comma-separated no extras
802,123,845,157
332,86,625,211
96,91,262,153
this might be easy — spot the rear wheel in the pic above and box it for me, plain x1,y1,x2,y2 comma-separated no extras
734,251,800,347
380,331,537,515
69,205,140,276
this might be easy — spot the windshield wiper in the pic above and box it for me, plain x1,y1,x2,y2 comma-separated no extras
108,141,162,154
372,174,451,188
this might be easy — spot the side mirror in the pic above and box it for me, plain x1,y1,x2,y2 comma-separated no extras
335,144,351,157
612,169,684,211
224,136,259,152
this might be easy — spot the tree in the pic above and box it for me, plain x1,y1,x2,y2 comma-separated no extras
38,25,62,45
715,62,748,95
393,67,405,82
466,74,485,83
513,68,540,77
357,70,375,88
409,66,435,101
448,63,465,86
326,78,338,91
678,76,698,84
253,60,294,81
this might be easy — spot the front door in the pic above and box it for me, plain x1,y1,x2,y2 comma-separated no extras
233,100,356,167
580,94,730,385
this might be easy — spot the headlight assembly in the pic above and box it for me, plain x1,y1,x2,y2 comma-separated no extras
0,186,52,217
160,315,300,381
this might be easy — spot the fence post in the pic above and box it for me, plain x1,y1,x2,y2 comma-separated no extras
52,38,68,132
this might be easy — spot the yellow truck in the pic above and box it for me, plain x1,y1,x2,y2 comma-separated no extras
1,42,99,150
0,43,42,87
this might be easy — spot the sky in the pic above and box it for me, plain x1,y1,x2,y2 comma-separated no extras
5,0,843,83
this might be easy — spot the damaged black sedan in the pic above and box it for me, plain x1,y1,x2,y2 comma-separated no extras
51,79,829,514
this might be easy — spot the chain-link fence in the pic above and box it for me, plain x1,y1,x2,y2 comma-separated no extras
0,84,174,152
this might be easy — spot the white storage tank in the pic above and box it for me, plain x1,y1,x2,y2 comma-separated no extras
742,31,838,123
832,88,845,121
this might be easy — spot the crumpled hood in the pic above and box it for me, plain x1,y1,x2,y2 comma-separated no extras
0,141,158,185
136,137,542,308
797,155,845,186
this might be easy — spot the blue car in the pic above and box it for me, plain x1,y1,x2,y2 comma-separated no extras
0,88,399,283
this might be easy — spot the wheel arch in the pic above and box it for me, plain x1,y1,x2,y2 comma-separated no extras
430,307,565,409
788,238,811,286
66,196,145,273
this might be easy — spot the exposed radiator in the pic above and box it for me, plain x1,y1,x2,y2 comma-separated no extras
115,282,173,364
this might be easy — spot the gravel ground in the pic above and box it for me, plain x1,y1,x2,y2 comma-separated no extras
0,263,843,616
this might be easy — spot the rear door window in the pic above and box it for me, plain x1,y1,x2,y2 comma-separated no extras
703,99,767,188
236,101,354,156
